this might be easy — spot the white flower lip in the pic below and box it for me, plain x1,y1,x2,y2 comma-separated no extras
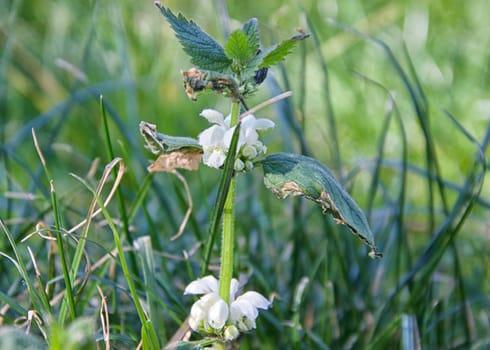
184,275,219,295
200,109,225,125
184,275,271,336
208,298,229,330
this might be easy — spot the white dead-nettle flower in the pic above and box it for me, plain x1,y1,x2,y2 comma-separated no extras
184,275,271,339
198,109,274,170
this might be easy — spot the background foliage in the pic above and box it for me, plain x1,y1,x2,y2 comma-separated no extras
1,0,489,348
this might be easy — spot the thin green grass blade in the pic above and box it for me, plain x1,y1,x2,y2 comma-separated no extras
401,314,421,350
329,20,445,231
367,315,402,350
374,122,489,336
100,96,138,275
0,288,26,315
48,180,77,322
127,172,154,222
304,330,332,350
0,220,51,318
273,66,311,156
70,164,160,349
304,12,341,171
291,277,309,346
141,319,161,350
136,236,167,344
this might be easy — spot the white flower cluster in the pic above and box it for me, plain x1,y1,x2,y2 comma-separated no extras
184,275,271,341
198,109,275,171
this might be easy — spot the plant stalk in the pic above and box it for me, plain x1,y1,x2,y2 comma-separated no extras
218,101,240,303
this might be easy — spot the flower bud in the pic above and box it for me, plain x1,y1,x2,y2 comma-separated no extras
245,160,254,171
234,159,245,172
242,145,258,159
224,325,240,341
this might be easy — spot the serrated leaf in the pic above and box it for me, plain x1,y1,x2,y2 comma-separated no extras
258,32,310,68
224,29,256,67
260,153,382,258
156,3,231,72
242,18,260,54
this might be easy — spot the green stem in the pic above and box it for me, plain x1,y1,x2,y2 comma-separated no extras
219,178,236,303
218,101,240,303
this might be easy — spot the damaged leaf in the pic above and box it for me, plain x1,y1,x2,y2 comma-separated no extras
140,121,202,172
259,153,382,258
181,68,239,101
148,151,202,172
139,121,201,154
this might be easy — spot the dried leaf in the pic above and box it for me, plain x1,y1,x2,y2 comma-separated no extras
181,68,238,101
148,150,202,172
139,121,202,172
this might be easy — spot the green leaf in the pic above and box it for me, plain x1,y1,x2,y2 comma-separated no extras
242,18,260,55
224,29,256,68
260,153,382,258
156,3,231,71
258,32,310,68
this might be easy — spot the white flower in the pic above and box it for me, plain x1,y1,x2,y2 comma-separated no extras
198,109,275,170
230,291,270,332
184,275,271,337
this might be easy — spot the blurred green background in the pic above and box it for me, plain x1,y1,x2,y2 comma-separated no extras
1,0,489,348
2,0,489,193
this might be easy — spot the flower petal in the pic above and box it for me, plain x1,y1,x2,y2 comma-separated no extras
198,125,225,147
243,128,259,145
208,298,229,330
241,115,257,129
253,118,275,130
238,291,271,309
229,278,239,302
232,298,259,321
203,149,226,168
200,109,224,125
241,115,275,130
223,126,244,149
184,275,219,295
223,115,232,128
